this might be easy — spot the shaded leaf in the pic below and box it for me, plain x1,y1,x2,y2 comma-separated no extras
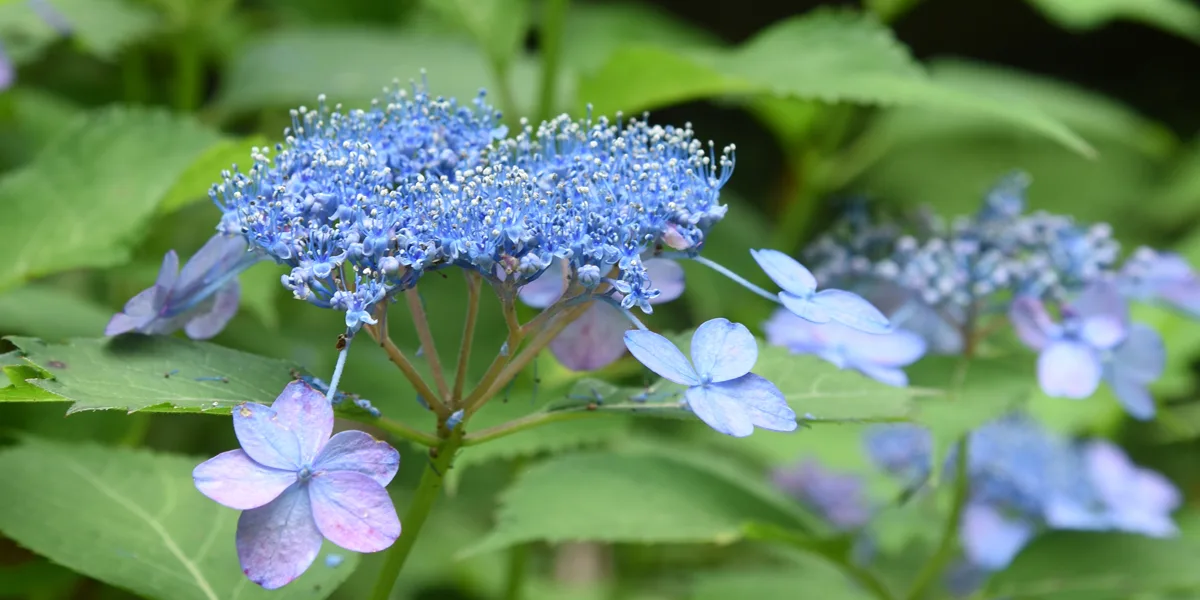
0,284,111,340
755,345,920,422
0,0,159,62
462,447,812,556
578,10,1091,155
158,134,272,215
1027,0,1200,42
421,0,529,70
561,2,720,73
0,108,232,293
987,531,1200,599
0,437,358,600
5,335,299,413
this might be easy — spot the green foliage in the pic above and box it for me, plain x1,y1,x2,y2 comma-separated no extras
578,10,1092,156
421,0,529,72
755,344,921,422
158,134,272,214
0,437,358,600
0,108,237,293
1027,0,1200,42
4,335,299,413
0,0,159,62
463,446,813,556
560,2,720,74
0,285,110,340
988,531,1200,598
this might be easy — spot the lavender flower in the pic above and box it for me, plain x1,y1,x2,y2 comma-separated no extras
764,308,925,386
752,249,890,334
518,257,685,371
106,234,262,339
0,41,11,92
193,381,401,589
1119,247,1200,318
623,318,796,437
863,423,932,485
772,459,872,529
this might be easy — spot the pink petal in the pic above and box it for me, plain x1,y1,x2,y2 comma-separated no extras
193,449,295,510
309,471,401,553
269,381,334,465
314,430,400,486
550,303,630,371
236,485,323,590
233,402,301,470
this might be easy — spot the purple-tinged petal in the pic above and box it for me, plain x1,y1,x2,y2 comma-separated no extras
645,258,684,304
105,286,160,335
960,503,1035,571
155,249,180,292
1009,297,1057,351
1037,340,1101,399
270,381,334,465
315,430,400,486
1110,324,1166,383
846,359,908,387
624,329,700,385
690,318,756,383
685,374,796,438
1084,440,1181,533
844,327,926,368
811,289,890,334
751,249,816,296
518,259,566,308
309,471,401,553
1071,282,1128,350
184,280,240,340
193,449,295,510
237,485,323,590
549,303,629,371
779,292,831,324
763,308,825,353
0,43,11,91
1158,279,1200,318
233,402,301,470
177,234,247,293
1106,373,1156,420
1044,496,1109,531
888,295,964,355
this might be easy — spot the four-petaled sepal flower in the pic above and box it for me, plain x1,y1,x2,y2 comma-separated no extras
751,249,891,334
623,318,797,437
193,381,401,589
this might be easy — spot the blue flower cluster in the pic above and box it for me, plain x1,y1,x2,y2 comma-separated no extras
864,417,1180,576
799,173,1200,418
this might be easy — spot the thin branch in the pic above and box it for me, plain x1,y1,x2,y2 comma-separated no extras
453,272,484,404
372,416,439,447
405,287,451,403
363,305,448,418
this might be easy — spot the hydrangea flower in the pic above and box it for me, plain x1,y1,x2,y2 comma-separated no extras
751,249,890,334
623,318,796,437
863,423,933,485
771,459,872,529
193,381,401,589
518,257,685,370
1070,440,1181,537
106,234,262,339
1010,282,1165,419
959,503,1036,570
764,307,925,386
0,42,11,91
1119,247,1200,318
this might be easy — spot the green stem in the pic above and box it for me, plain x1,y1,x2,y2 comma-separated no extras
463,407,620,446
536,0,570,121
121,49,149,104
172,31,202,112
364,315,448,418
406,288,452,403
368,431,463,600
373,416,439,447
452,272,483,405
503,458,530,600
904,436,970,600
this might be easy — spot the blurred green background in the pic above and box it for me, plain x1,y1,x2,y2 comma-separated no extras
3,0,1200,598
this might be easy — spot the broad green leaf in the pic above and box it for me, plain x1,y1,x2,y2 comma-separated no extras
0,284,110,340
462,448,812,555
561,2,721,73
421,0,529,70
0,0,160,62
865,0,926,23
987,531,1200,599
0,437,358,600
1027,0,1200,42
5,335,299,413
0,89,85,170
691,568,871,600
755,345,920,422
0,560,77,598
1149,138,1200,227
238,261,283,329
578,10,1092,155
215,28,545,117
0,363,61,401
0,108,232,293
158,134,272,214
855,60,1169,234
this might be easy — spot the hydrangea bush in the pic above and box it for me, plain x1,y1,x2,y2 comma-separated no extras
4,2,1200,599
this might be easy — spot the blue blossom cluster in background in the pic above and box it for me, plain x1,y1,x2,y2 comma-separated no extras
791,174,1200,418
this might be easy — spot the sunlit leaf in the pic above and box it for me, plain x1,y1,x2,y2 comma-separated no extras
561,2,720,73
158,134,272,215
0,437,358,600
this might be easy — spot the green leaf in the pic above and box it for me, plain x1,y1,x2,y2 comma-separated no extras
691,568,872,600
755,344,920,422
578,10,1092,156
0,364,62,402
0,108,233,293
560,2,721,73
0,284,111,340
1027,0,1200,42
0,0,160,62
215,28,542,117
158,134,271,215
420,0,530,70
5,335,300,413
0,437,358,600
462,447,812,556
238,261,283,330
1150,138,1200,227
987,531,1200,599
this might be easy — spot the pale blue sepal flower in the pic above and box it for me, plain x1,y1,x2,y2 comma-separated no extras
623,318,796,437
863,423,932,485
1119,248,1200,318
1081,440,1181,537
764,308,925,387
1103,324,1165,420
772,459,872,529
751,249,890,334
960,503,1036,571
193,381,401,589
106,234,262,339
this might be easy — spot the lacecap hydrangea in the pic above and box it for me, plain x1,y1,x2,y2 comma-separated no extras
105,79,897,588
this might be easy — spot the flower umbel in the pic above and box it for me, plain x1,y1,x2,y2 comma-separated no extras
623,318,797,437
193,381,401,589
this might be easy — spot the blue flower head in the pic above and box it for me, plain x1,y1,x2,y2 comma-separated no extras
106,233,263,339
623,318,797,437
863,423,932,485
752,249,890,334
772,459,872,530
764,307,925,386
1119,247,1200,318
193,381,401,589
